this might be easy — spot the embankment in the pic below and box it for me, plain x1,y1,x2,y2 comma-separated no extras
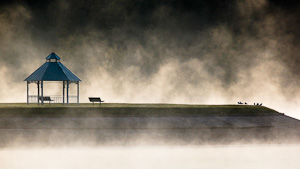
0,104,299,146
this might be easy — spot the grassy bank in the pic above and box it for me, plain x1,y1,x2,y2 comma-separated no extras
0,103,280,117
0,103,298,146
0,103,272,108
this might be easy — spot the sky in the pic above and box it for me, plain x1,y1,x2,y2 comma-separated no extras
0,0,300,119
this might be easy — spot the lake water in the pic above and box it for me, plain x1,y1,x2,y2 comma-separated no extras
1,144,299,169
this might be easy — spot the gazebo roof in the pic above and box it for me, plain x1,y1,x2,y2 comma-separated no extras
24,52,81,82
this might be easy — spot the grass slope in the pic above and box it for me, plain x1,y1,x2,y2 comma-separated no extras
0,103,280,117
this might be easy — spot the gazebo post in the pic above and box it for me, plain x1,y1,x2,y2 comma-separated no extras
27,81,29,105
41,81,44,106
77,81,79,105
37,81,40,105
67,81,69,105
63,81,65,105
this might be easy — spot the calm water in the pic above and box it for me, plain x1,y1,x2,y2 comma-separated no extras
1,144,299,169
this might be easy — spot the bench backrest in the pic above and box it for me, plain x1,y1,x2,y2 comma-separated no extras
89,97,102,102
39,96,52,101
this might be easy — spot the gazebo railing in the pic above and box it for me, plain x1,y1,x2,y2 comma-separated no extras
28,95,78,103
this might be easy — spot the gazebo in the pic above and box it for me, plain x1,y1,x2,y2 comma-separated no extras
24,52,81,105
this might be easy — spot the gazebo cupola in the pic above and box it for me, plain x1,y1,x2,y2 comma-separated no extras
46,52,61,62
24,52,81,105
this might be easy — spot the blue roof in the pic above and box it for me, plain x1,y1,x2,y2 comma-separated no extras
25,53,81,81
46,52,61,60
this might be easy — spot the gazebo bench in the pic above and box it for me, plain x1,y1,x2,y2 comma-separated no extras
39,96,54,104
89,97,104,105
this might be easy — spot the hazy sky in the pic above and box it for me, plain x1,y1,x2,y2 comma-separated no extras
1,0,300,119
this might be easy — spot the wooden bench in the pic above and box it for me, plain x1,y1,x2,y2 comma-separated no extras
39,96,54,104
89,97,104,105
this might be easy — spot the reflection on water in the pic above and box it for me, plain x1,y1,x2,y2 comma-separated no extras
1,144,300,169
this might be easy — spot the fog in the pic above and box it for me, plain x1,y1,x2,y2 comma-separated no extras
1,1,300,168
1,145,300,169
0,0,300,119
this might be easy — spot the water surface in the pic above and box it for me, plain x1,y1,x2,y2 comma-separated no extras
1,144,299,169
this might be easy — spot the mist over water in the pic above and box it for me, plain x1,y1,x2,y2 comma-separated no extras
1,1,300,115
1,1,300,168
1,145,300,169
